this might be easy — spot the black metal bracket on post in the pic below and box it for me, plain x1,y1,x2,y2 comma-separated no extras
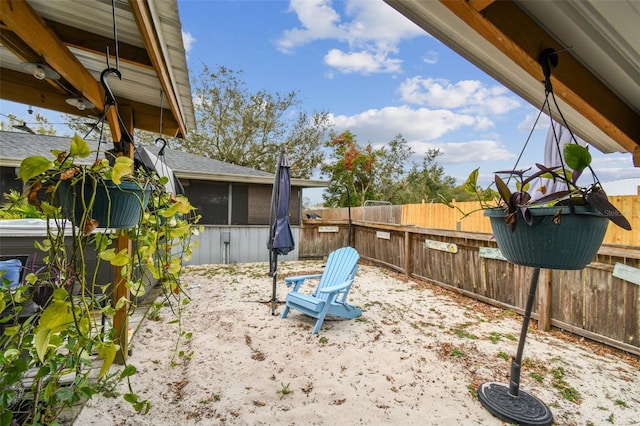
538,48,558,94
477,267,553,426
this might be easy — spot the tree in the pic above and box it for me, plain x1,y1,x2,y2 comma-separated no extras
400,149,457,204
322,132,462,207
374,134,413,204
0,110,56,135
321,131,378,207
173,65,330,178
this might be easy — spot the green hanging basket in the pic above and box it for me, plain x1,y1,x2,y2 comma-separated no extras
485,206,608,270
57,178,151,229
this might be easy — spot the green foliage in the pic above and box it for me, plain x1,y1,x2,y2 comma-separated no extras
530,371,544,383
497,351,510,361
2,134,201,424
321,131,459,207
174,65,330,179
0,190,44,219
0,110,57,136
321,130,377,207
450,348,465,357
461,144,631,230
400,149,457,204
551,366,581,403
277,383,293,399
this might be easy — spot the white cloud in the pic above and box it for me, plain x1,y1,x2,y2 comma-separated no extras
324,49,402,74
330,105,476,142
422,51,438,65
517,112,552,133
182,31,196,53
277,0,346,53
398,77,520,115
277,0,425,74
433,140,515,164
327,105,515,171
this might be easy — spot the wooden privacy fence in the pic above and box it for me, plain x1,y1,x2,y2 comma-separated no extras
300,219,640,356
307,194,640,245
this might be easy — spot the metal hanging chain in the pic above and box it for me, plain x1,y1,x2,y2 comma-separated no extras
111,0,120,72
158,90,164,137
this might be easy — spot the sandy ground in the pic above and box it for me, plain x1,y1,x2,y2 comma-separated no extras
74,261,640,425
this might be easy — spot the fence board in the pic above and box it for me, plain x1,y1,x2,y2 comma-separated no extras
626,284,639,347
584,269,607,334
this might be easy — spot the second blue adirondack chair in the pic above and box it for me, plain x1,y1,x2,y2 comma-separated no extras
281,246,361,334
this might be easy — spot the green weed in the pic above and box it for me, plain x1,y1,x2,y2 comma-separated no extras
551,367,581,403
277,383,293,399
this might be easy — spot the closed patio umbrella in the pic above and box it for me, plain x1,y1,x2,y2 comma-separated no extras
267,148,295,315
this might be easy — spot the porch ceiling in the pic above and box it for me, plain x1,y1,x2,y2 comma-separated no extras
0,0,195,139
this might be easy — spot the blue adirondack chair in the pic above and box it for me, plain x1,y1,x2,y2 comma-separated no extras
281,246,361,334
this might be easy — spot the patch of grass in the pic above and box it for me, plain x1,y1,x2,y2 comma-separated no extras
318,336,328,344
147,302,163,321
530,371,544,383
488,332,502,344
362,301,382,310
453,328,478,340
199,394,221,404
450,349,465,357
614,399,628,408
504,333,517,341
466,384,476,398
497,351,509,361
277,383,293,399
551,367,581,403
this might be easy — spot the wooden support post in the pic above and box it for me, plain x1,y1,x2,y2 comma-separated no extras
634,146,640,168
537,268,552,331
113,106,134,364
404,230,411,277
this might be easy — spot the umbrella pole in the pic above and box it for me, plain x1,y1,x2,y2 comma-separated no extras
271,272,277,315
477,267,553,425
271,253,278,315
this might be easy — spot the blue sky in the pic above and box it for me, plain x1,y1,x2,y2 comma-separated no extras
2,0,639,203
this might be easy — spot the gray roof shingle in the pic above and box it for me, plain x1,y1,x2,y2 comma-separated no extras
0,131,326,187
0,131,272,179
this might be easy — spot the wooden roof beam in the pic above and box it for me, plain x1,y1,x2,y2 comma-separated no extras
1,67,181,136
441,0,640,152
0,0,123,142
129,0,187,138
44,20,153,69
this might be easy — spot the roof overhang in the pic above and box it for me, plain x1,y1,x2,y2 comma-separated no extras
0,0,195,139
175,170,328,188
384,0,640,162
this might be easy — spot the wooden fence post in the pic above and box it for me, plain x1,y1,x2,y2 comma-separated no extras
537,269,552,331
404,230,411,277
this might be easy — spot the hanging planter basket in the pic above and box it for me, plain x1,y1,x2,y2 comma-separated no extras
57,179,151,229
485,206,608,270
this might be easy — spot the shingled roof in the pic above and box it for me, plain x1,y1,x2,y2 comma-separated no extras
0,131,326,187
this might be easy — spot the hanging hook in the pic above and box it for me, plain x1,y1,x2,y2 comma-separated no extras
155,137,168,156
100,67,121,106
538,48,558,94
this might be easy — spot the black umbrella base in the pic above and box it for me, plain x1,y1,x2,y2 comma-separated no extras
478,382,553,426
